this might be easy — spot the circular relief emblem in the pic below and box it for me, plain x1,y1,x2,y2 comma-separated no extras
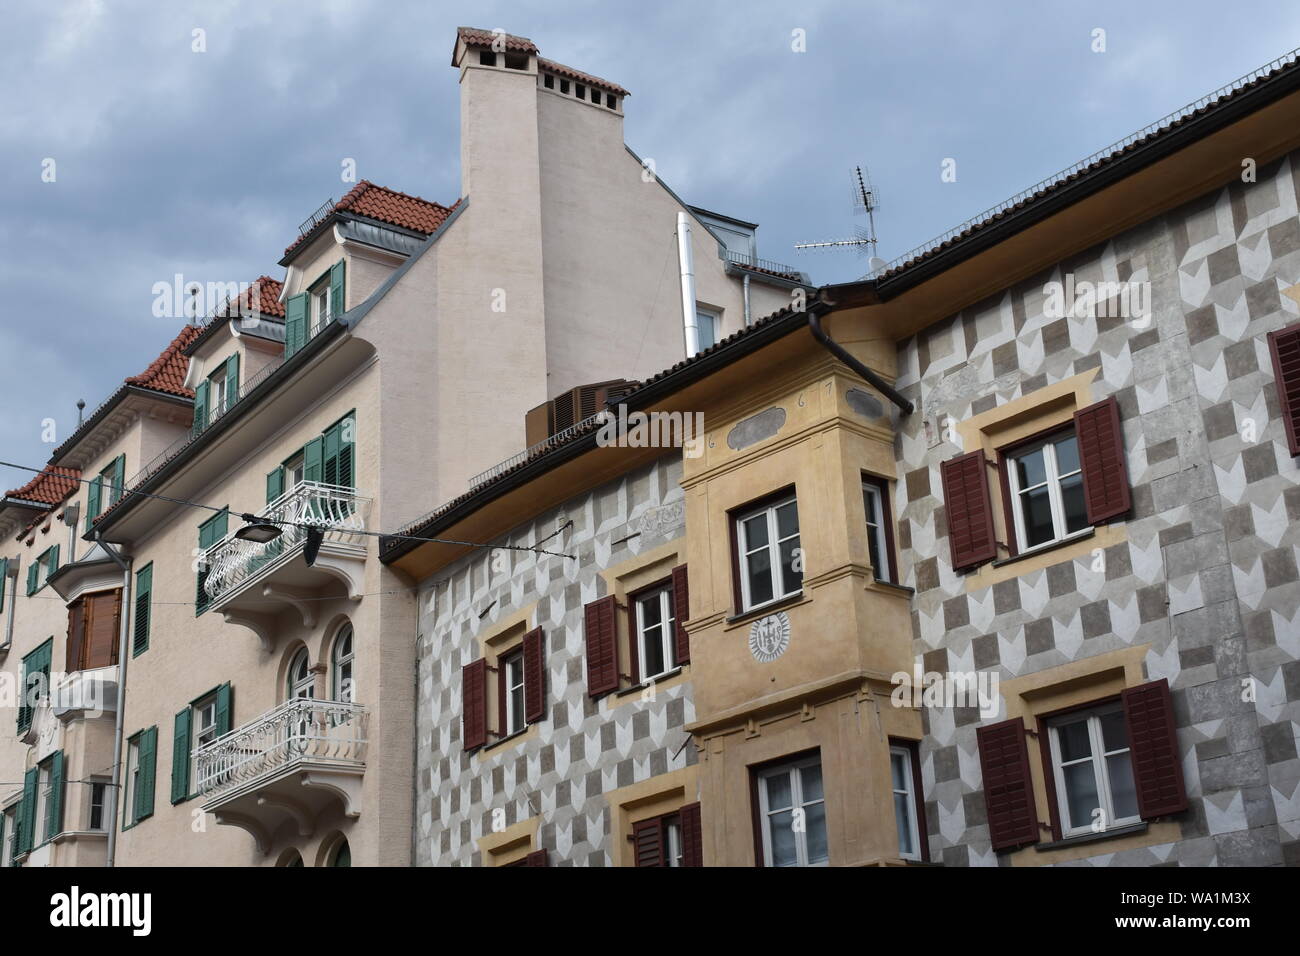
748,611,791,663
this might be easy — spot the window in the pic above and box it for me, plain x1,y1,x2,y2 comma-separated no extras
1046,703,1140,836
66,589,122,672
285,452,305,489
695,308,719,351
1005,429,1089,551
194,508,228,615
192,693,218,785
890,744,923,861
630,803,702,867
1267,321,1300,456
193,356,238,429
543,73,554,89
284,262,343,358
85,455,126,529
88,781,107,831
633,584,676,681
1,807,15,866
133,564,152,657
500,649,526,737
735,494,802,612
208,367,227,417
330,837,351,867
26,545,59,595
288,648,314,700
755,754,827,867
123,727,157,827
17,638,52,733
34,761,51,844
172,684,231,803
333,624,354,702
862,476,897,584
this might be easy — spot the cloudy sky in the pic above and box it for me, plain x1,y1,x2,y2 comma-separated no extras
1,0,1297,482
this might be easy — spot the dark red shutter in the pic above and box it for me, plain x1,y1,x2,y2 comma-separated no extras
584,595,620,697
1121,679,1187,819
626,599,641,686
462,659,488,751
522,627,546,724
671,565,691,665
1074,396,1131,524
632,817,665,866
525,848,548,867
976,718,1040,850
679,802,703,867
940,451,997,570
1268,324,1300,456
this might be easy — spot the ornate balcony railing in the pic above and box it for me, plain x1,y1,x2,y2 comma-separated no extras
194,697,367,800
201,481,372,603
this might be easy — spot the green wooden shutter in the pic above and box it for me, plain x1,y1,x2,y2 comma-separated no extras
110,454,125,507
46,751,65,841
329,261,345,321
322,422,341,486
224,353,240,411
49,545,59,577
193,379,209,432
171,709,191,803
285,293,309,357
133,564,152,656
266,466,285,504
138,727,157,820
216,682,233,736
26,562,38,596
304,437,324,483
339,415,355,489
18,767,37,854
86,476,102,528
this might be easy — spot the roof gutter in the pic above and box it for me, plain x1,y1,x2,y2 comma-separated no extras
807,299,913,415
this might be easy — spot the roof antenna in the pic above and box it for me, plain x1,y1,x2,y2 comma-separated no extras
794,165,887,277
76,399,86,426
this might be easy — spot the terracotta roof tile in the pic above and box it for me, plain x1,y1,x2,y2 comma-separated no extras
537,57,629,98
4,465,80,506
456,27,538,57
283,182,453,257
124,324,203,398
217,276,285,318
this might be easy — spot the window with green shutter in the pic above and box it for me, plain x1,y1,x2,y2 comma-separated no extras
194,510,228,615
224,353,240,413
125,726,157,827
85,476,102,531
170,707,191,804
192,379,209,433
17,638,53,733
174,683,233,803
17,766,37,855
322,412,356,489
329,260,345,320
285,292,309,358
133,563,153,657
43,751,65,844
266,465,285,504
26,545,59,595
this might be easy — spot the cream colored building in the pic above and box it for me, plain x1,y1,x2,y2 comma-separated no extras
0,26,798,867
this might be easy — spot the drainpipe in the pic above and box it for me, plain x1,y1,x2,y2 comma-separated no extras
63,502,80,566
94,530,132,868
807,300,914,416
743,273,752,327
2,563,16,651
676,212,700,357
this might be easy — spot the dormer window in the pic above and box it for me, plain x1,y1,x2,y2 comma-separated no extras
311,278,333,329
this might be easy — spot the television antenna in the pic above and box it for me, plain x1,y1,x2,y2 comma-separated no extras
795,165,887,276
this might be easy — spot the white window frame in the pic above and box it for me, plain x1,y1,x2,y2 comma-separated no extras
124,738,140,825
890,745,922,861
208,367,227,417
35,548,57,590
287,648,314,700
736,495,802,613
1005,430,1088,553
313,282,333,329
1,807,14,865
862,479,892,584
503,650,526,736
634,585,676,681
284,452,306,490
98,459,122,510
665,818,683,868
333,624,354,703
1046,702,1141,837
191,693,219,786
695,307,720,351
34,762,52,844
756,754,828,867
87,780,107,831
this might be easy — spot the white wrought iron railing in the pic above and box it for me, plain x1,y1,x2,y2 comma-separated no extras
194,697,367,798
200,481,372,603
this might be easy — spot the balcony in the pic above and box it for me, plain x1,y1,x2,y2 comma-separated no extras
201,481,371,650
195,697,367,853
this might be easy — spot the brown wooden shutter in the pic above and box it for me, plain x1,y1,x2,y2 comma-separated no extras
1121,678,1187,819
679,802,703,867
584,595,620,697
976,718,1040,850
66,598,86,672
632,817,665,866
671,565,691,665
85,590,122,670
940,452,997,570
462,659,488,751
1268,323,1300,456
1073,396,1131,524
524,848,548,867
522,627,546,723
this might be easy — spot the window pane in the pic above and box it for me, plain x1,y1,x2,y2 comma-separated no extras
867,530,884,581
891,751,907,791
1054,435,1080,475
743,513,768,550
1021,486,1055,547
639,595,662,629
1107,754,1139,820
1014,448,1047,488
775,501,799,539
642,626,666,677
800,763,824,802
804,801,828,864
764,772,792,811
778,537,802,595
1060,474,1088,534
769,810,798,866
747,549,774,606
1099,710,1128,752
1057,719,1093,762
895,792,914,855
1063,762,1100,829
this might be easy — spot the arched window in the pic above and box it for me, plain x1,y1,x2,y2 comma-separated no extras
277,848,304,867
330,837,351,867
287,647,314,700
332,624,354,703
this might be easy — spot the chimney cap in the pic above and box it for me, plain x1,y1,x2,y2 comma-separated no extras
453,27,538,66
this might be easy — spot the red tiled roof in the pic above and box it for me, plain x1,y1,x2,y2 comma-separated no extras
125,325,203,398
283,182,453,257
4,465,80,506
217,276,285,319
455,27,539,59
537,57,629,98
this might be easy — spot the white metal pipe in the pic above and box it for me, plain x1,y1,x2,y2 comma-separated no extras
676,212,699,358
743,272,752,327
95,532,132,868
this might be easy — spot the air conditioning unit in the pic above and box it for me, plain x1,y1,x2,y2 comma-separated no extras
525,379,635,446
